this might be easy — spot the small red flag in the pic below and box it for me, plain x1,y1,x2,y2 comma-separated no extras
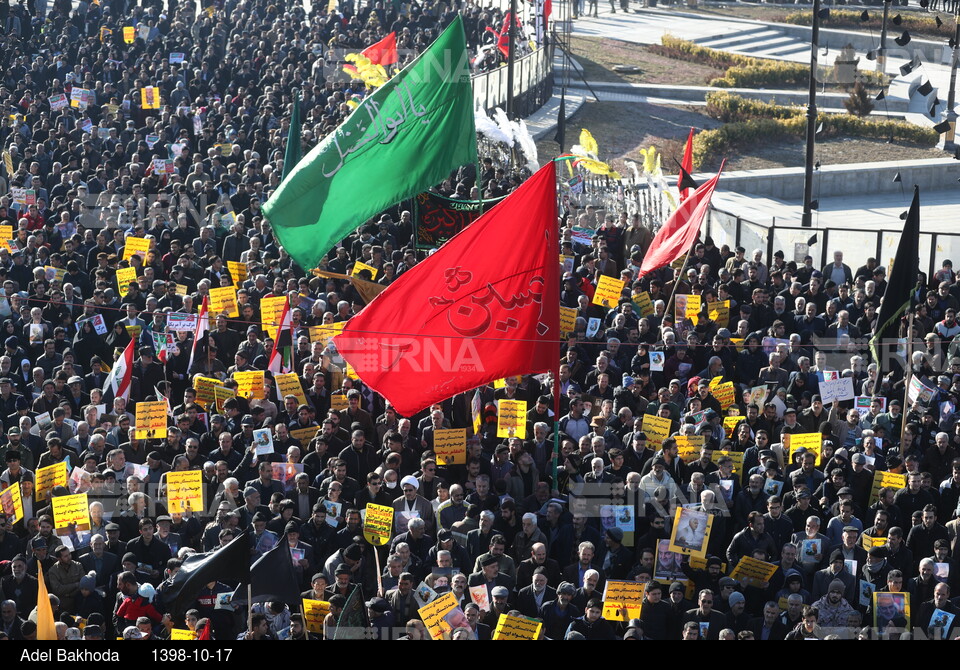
335,163,559,416
362,32,398,66
680,127,695,203
638,165,723,278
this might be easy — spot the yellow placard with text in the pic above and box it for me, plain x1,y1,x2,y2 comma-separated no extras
208,286,239,317
592,275,625,307
227,261,248,288
140,86,161,109
351,260,378,280
193,376,219,407
213,386,235,413
870,470,907,505
123,26,135,43
134,401,167,439
302,599,330,633
362,503,393,546
170,629,196,640
0,481,24,525
601,580,644,622
122,236,151,261
722,415,741,438
261,296,288,340
712,381,736,410
433,428,466,465
418,591,459,640
330,393,348,411
496,400,527,438
559,306,577,336
711,449,744,479
784,433,823,465
730,556,778,588
675,435,705,463
631,290,654,317
708,300,730,325
492,613,542,640
36,461,68,500
166,470,204,513
309,322,344,348
116,266,138,290
275,372,307,405
52,492,89,530
642,414,672,444
234,370,265,400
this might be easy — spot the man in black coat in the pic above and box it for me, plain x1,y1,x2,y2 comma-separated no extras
515,568,557,618
748,600,790,640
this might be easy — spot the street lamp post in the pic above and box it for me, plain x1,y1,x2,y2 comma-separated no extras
940,11,960,151
506,0,518,119
801,0,822,228
878,0,890,73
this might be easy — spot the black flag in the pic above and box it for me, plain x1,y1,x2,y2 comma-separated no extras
161,532,250,624
554,89,566,152
871,187,920,362
248,536,302,605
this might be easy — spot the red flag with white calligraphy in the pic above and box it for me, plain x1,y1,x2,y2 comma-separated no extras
335,163,559,416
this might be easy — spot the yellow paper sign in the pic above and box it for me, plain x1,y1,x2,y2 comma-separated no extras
330,393,348,411
712,381,736,410
870,470,907,505
492,613,543,640
309,322,345,348
730,556,779,588
140,86,161,109
290,426,320,444
601,580,644,622
711,449,744,479
862,534,888,550
166,470,204,513
592,275,625,307
302,599,330,633
170,629,196,640
193,376,220,407
275,372,307,405
418,591,459,640
708,300,730,325
227,261,248,288
675,435,705,463
630,291,653,318
642,414,672,445
362,503,393,546
676,293,701,321
122,236,151,261
36,461,68,500
785,433,823,465
261,296,288,340
0,225,12,242
213,386,235,413
234,370,265,400
123,26,135,43
134,401,167,439
208,286,239,317
722,415,741,438
0,481,24,525
351,260,378,280
496,400,527,438
559,306,578,335
116,266,138,290
1,152,12,177
52,492,89,530
433,428,466,465
175,284,188,296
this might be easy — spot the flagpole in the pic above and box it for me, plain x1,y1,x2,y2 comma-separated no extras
553,158,562,493
373,542,383,597
899,309,915,457
663,245,696,321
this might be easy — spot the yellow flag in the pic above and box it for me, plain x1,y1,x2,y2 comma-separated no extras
36,562,56,640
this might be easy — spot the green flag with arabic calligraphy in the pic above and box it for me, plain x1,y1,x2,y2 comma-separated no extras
263,16,476,271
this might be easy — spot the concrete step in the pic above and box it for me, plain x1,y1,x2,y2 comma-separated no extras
696,28,783,49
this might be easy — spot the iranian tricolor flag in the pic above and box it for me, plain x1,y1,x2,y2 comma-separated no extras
268,299,292,374
103,339,135,401
188,295,209,372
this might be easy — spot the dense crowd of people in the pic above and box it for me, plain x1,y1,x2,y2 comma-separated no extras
0,0,957,644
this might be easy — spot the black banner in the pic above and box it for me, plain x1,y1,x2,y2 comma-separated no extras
414,191,506,249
